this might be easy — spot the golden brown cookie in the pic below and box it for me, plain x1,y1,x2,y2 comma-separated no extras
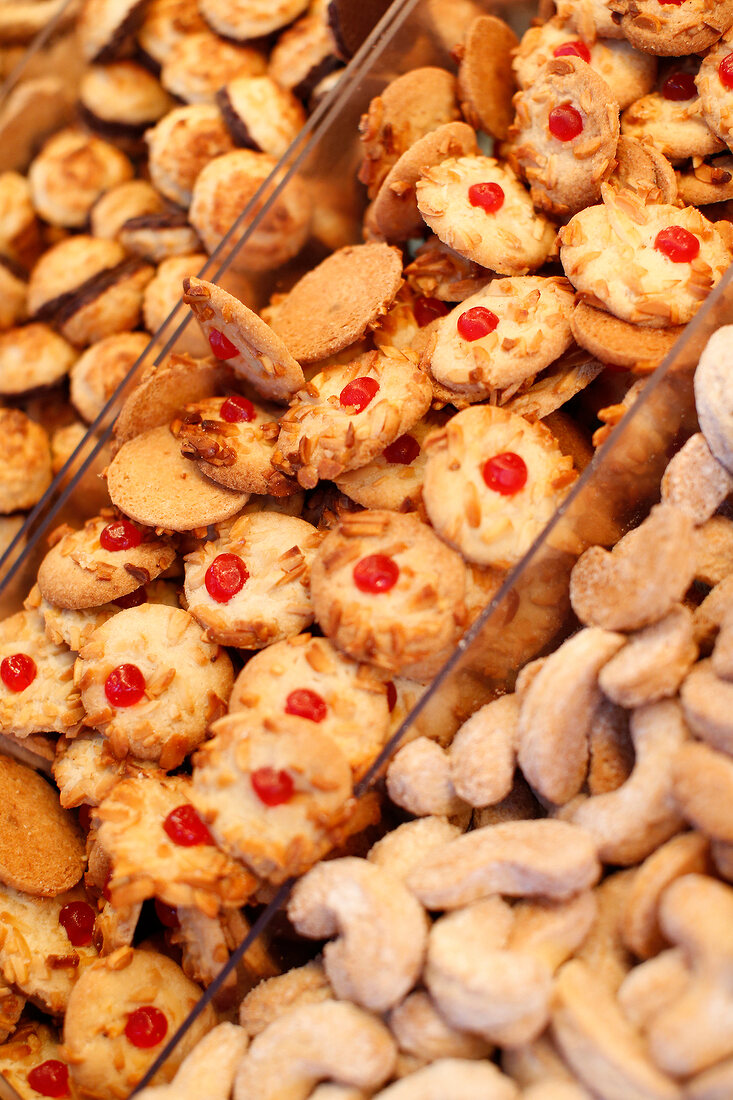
69,332,150,425
0,323,76,396
217,74,306,158
28,128,133,230
571,300,684,371
608,0,733,56
622,71,725,161
113,352,228,447
160,30,266,104
146,103,234,209
0,610,84,738
0,408,52,513
676,154,733,207
456,15,519,140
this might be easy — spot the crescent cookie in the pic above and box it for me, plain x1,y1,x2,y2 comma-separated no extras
607,0,733,56
272,350,433,490
228,634,390,779
415,155,556,276
559,184,731,326
0,610,83,737
423,276,576,402
696,29,733,149
309,510,469,681
75,603,233,768
95,774,256,914
622,78,725,161
422,405,577,570
184,511,323,648
509,56,620,218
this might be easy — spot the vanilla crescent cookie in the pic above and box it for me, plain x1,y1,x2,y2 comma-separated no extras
183,276,304,403
423,276,576,402
75,603,233,768
415,155,556,276
183,511,323,648
37,514,177,611
422,405,577,570
509,56,620,218
309,510,469,681
696,29,733,149
228,634,390,779
559,184,731,326
95,774,256,913
608,0,733,56
0,610,83,737
272,350,433,490
191,711,355,882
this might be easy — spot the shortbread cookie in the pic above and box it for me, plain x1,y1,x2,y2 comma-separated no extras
696,29,733,149
422,405,577,569
69,332,150,425
53,731,138,809
95,774,256,913
559,185,731,326
192,711,354,882
0,408,52,513
106,424,249,531
0,754,85,895
146,104,234,208
217,75,306,158
310,510,469,680
0,610,83,737
228,634,390,778
28,128,133,229
113,352,227,446
183,276,304,402
424,276,576,401
571,300,684,371
160,31,266,105
676,154,733,207
457,15,518,141
622,78,725,161
266,243,403,364
0,323,76,396
608,0,733,56
76,603,233,767
509,56,620,217
37,514,176,611
183,511,322,647
273,350,432,489
62,947,216,1096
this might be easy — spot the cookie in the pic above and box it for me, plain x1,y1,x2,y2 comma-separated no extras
456,15,519,141
79,61,173,150
571,300,685,371
0,169,41,269
216,75,306,158
622,75,725,161
76,603,233,767
160,31,266,105
116,211,202,265
38,578,179,652
78,0,147,62
199,0,308,40
113,352,228,446
69,331,151,425
183,511,322,647
106,424,249,531
90,178,165,241
676,154,733,207
28,128,133,230
0,261,27,332
608,0,733,56
0,1022,71,1098
272,349,433,489
502,347,605,421
0,610,84,738
0,408,51,514
310,510,469,680
53,730,142,809
145,104,234,209
609,134,677,205
555,0,625,41
404,235,492,303
422,405,577,569
137,0,206,68
183,276,304,403
268,6,339,100
696,28,733,150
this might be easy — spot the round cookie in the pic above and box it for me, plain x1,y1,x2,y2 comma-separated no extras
28,128,133,230
0,323,76,395
80,61,172,137
28,236,126,321
422,405,577,569
38,578,179,652
310,509,469,680
198,0,308,40
216,75,306,158
571,300,685,371
90,179,165,240
116,210,201,264
160,31,266,104
53,730,137,809
0,408,52,513
78,0,148,62
0,1022,71,1098
69,331,151,425
37,514,177,611
76,603,233,767
696,28,733,149
676,154,733,207
622,74,725,161
404,235,492,303
183,511,323,647
556,0,624,40
113,352,228,447
609,134,677,204
608,0,733,56
0,610,84,737
268,6,339,98
144,254,210,358
457,15,519,141
0,754,85,895
559,184,731,327
106,424,249,531
137,0,207,68
146,104,235,208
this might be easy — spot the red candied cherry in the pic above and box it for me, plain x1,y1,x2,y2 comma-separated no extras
662,71,697,100
413,296,449,327
482,452,528,496
205,552,249,603
220,394,256,423
339,376,380,413
386,681,397,713
99,519,142,551
457,306,499,342
125,1005,168,1049
659,0,688,4
27,1061,70,1098
114,586,146,609
251,767,295,807
548,103,584,141
720,53,733,89
285,688,327,723
208,329,239,360
104,664,145,707
468,181,505,213
154,899,180,928
58,901,96,947
353,554,399,594
553,40,591,62
654,225,700,263
163,804,214,847
1,652,36,693
383,433,420,465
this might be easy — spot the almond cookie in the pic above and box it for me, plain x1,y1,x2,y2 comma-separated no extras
422,405,577,570
183,276,304,403
0,1022,68,1094
37,514,176,611
146,104,235,209
509,56,620,217
69,331,151,425
502,347,604,421
622,71,725,161
228,634,390,779
610,134,678,204
559,184,731,326
0,610,83,737
183,511,322,647
310,510,469,680
28,128,133,229
106,424,249,531
76,603,233,767
404,236,493,304
696,29,733,149
0,323,76,396
217,75,306,158
0,408,52,513
571,300,684,371
608,0,733,56
53,730,141,809
456,15,519,141
423,276,576,402
113,352,228,446
192,711,354,882
272,350,433,490
556,0,624,41
160,31,266,104
37,579,179,653
676,154,733,206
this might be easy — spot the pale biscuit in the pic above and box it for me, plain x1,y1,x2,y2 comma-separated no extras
160,31,266,105
456,15,519,141
217,75,306,158
37,579,179,652
608,0,733,56
183,511,322,647
422,405,576,570
53,730,138,808
76,603,233,767
696,29,733,149
570,301,684,371
28,128,133,229
676,155,733,207
69,331,151,424
621,86,725,162
310,510,469,681
199,0,308,40
0,408,51,513
113,352,228,447
0,1022,68,1097
137,0,206,67
559,185,731,327
146,104,235,209
555,0,624,41
0,610,84,738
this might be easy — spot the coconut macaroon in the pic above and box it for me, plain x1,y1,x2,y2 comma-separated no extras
28,129,133,229
416,155,556,275
0,409,52,514
136,0,206,68
69,331,151,424
422,405,577,570
199,0,308,40
142,254,210,357
146,103,235,208
559,184,732,327
268,4,340,99
0,323,76,396
79,62,174,146
90,179,166,241
160,31,266,105
0,171,40,270
0,263,27,333
217,75,306,158
77,0,149,62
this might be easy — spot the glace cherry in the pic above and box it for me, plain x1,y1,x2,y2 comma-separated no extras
154,899,179,928
353,554,399,594
482,452,528,496
662,71,697,100
99,520,141,552
339,377,379,413
413,297,449,327
548,103,584,141
383,434,420,465
1,652,36,693
208,329,239,360
654,226,700,263
553,40,591,62
251,767,295,806
457,306,499,341
26,1061,70,1098
285,688,327,723
104,664,145,707
220,395,256,423
125,1006,168,1048
163,804,214,846
205,553,249,603
114,586,146,609
58,901,96,947
468,181,505,213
